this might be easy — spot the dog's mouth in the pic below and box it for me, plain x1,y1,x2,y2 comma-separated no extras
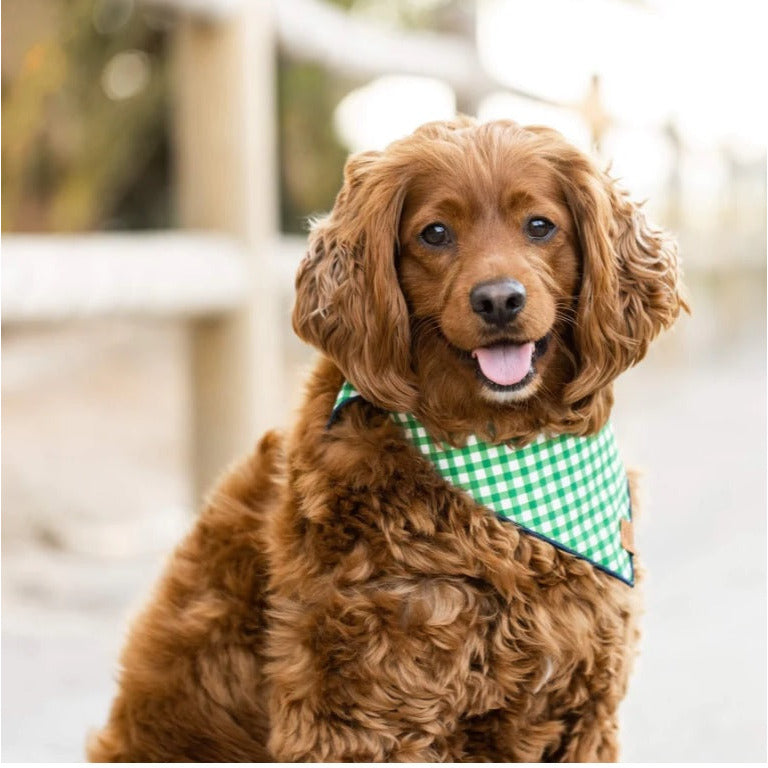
471,336,550,392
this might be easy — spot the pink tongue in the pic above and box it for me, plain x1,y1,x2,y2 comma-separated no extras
473,343,534,386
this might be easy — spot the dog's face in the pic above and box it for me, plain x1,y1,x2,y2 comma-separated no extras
397,150,579,407
294,118,686,440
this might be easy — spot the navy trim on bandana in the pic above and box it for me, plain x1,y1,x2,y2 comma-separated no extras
326,393,364,429
508,517,635,587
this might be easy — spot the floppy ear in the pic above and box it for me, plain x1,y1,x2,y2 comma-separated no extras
557,151,688,406
292,150,417,412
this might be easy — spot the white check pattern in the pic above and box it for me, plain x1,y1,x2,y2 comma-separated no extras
332,382,634,585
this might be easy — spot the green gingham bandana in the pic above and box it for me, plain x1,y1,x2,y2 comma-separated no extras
330,381,634,586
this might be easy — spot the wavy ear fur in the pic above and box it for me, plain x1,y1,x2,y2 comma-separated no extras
292,151,417,412
546,140,688,408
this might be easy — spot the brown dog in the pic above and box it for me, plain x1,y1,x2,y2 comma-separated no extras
88,118,685,762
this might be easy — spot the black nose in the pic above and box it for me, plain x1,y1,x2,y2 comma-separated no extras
470,279,526,327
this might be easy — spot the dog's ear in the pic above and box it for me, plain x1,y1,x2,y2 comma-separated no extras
292,150,417,412
555,148,688,406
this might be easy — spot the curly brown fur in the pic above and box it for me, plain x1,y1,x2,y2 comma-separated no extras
88,118,686,762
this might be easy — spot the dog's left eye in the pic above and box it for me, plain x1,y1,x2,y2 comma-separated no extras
420,222,452,247
525,217,557,240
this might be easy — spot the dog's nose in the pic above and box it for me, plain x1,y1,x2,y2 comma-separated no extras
470,279,526,326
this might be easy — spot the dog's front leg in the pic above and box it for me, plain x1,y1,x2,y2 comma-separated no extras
265,581,486,762
547,709,620,762
542,616,639,763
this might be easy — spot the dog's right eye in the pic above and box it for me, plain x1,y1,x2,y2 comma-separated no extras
420,222,452,247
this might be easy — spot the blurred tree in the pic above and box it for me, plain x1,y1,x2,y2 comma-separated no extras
2,0,464,235
1,0,171,232
277,58,352,234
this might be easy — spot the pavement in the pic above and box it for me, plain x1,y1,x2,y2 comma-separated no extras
1,308,765,762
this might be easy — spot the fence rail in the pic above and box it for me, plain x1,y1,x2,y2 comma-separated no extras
1,233,249,324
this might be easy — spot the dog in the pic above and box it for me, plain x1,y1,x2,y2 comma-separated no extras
88,117,686,762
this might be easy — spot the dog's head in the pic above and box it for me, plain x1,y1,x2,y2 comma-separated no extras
294,118,687,439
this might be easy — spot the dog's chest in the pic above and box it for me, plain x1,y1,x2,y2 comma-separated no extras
305,408,639,717
392,474,639,707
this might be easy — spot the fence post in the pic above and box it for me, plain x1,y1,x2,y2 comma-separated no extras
172,2,283,505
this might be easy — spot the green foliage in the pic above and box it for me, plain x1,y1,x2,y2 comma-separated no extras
1,0,170,232
277,59,351,234
2,0,461,234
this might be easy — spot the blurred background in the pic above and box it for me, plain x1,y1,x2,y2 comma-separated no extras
1,0,765,761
